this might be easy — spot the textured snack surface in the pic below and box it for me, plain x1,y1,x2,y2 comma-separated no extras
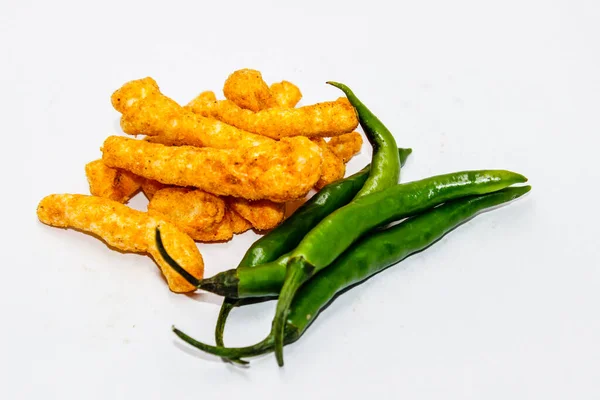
37,194,203,292
312,138,346,189
223,69,277,111
112,77,272,149
226,197,286,231
102,136,322,202
85,159,142,203
186,97,358,139
327,132,364,163
269,81,302,108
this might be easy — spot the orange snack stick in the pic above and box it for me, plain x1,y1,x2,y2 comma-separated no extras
149,193,251,242
312,138,346,189
229,208,253,234
185,96,358,140
184,91,217,117
148,188,226,232
101,136,322,202
223,69,278,111
140,178,169,200
270,81,302,108
326,131,364,163
111,77,271,149
85,159,142,203
226,197,285,231
36,194,203,293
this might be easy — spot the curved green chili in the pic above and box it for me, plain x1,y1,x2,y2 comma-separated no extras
213,148,412,349
271,169,527,365
269,82,406,365
238,148,412,268
198,170,527,300
214,148,410,349
327,81,401,199
174,185,531,363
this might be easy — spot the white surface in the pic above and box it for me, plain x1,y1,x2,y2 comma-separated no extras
2,0,600,398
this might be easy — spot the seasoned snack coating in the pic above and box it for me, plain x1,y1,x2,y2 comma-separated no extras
187,81,302,114
85,159,142,203
36,194,203,293
185,91,217,117
312,138,346,189
185,97,358,139
226,197,286,231
326,131,364,163
229,208,253,234
150,200,250,242
101,136,322,202
140,178,169,200
111,77,271,149
148,188,226,232
223,69,277,111
270,81,302,109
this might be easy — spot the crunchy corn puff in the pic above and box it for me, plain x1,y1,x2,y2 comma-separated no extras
112,77,271,149
326,131,364,163
226,197,286,231
140,178,169,200
312,138,346,189
149,195,251,242
36,194,203,293
223,69,278,111
270,81,302,108
229,208,253,234
101,136,322,202
148,188,226,233
85,159,142,203
185,96,358,139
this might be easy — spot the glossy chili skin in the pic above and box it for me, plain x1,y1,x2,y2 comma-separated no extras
327,81,400,199
173,185,531,362
197,169,528,299
238,148,412,268
213,149,411,348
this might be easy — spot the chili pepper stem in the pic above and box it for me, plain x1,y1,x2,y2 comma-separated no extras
273,257,312,366
173,325,274,364
155,228,200,287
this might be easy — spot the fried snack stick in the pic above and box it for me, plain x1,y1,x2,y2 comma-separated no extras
102,136,322,203
223,69,278,111
226,197,285,231
148,188,226,232
326,131,364,163
312,138,346,190
270,81,302,108
185,96,358,139
148,189,251,242
186,93,349,189
37,194,203,293
85,159,142,203
222,69,302,110
140,178,168,200
111,77,272,149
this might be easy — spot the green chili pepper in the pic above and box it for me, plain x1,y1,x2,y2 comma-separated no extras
267,82,407,365
213,148,412,352
238,148,412,268
271,169,526,366
198,170,527,299
155,148,412,291
173,185,531,363
327,81,401,199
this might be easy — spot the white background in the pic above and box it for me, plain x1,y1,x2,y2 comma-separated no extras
2,0,599,398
